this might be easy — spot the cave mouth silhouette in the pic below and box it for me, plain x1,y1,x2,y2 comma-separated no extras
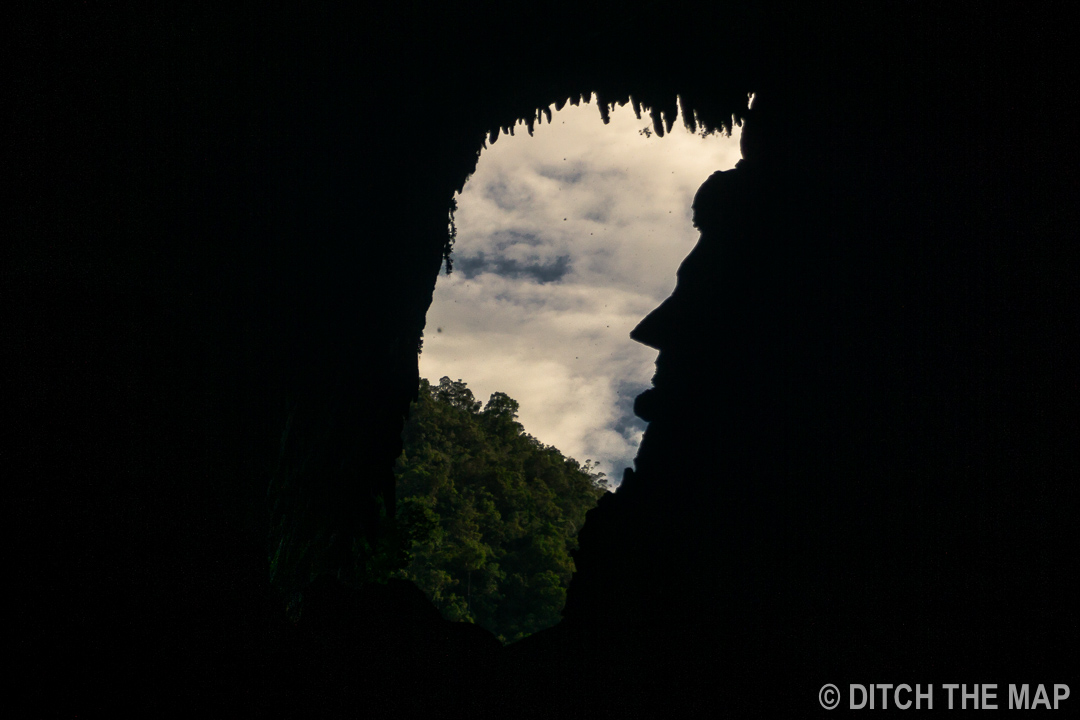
422,93,743,484
401,93,742,640
15,4,1079,715
260,91,743,643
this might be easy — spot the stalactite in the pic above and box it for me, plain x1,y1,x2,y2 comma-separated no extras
630,96,642,119
597,92,611,124
692,109,711,136
662,96,677,134
680,95,697,134
650,105,664,137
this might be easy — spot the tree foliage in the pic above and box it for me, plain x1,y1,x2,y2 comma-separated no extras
394,377,609,643
266,376,608,640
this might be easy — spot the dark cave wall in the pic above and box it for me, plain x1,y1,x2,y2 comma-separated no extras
8,2,1079,715
548,11,1080,713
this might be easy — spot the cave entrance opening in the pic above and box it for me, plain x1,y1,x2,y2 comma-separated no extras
395,93,742,643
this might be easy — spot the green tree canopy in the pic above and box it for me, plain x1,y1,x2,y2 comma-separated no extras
394,377,609,643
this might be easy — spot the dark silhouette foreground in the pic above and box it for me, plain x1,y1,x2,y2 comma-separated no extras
8,3,1077,716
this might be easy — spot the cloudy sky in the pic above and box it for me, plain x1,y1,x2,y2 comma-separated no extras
420,95,741,485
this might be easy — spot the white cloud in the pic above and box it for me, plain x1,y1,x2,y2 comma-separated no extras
420,95,741,483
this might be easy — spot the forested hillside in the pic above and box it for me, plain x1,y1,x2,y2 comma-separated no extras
268,376,609,643
394,377,609,643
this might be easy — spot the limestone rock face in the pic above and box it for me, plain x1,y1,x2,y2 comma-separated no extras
515,66,1080,716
